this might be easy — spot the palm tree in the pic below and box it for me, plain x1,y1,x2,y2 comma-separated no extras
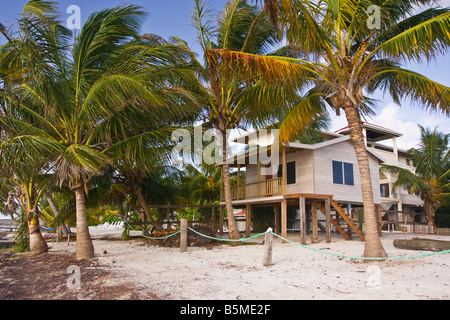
220,0,450,258
190,0,303,240
112,158,183,235
188,164,223,206
0,143,52,253
0,2,199,259
382,125,450,228
0,1,61,253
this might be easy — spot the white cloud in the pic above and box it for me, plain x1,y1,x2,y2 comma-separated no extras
371,103,421,150
329,103,423,150
437,0,450,7
328,113,349,133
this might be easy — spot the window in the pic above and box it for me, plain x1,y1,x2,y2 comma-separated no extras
332,161,354,186
277,161,296,185
332,161,343,184
380,184,390,197
343,162,354,186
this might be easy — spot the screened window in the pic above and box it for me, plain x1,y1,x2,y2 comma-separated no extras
277,161,296,185
332,161,354,186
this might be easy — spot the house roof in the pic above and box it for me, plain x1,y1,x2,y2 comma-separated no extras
287,135,386,163
230,134,386,166
335,122,403,142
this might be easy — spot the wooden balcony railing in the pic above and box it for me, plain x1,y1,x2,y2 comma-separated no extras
220,177,283,201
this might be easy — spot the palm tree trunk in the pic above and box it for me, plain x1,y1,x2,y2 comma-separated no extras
423,201,437,229
134,188,164,232
46,195,69,237
221,130,241,241
343,105,387,259
74,186,95,260
23,189,47,254
28,214,48,254
211,196,217,233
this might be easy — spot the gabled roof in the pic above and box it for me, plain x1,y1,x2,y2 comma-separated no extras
231,134,386,166
287,135,386,163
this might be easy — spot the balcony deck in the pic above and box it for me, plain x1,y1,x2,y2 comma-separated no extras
220,177,283,202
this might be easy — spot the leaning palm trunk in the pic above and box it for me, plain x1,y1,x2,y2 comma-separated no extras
73,185,94,260
46,195,69,237
134,188,164,233
221,130,241,241
343,106,387,259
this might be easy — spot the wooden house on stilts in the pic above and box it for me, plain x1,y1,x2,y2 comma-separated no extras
219,128,387,244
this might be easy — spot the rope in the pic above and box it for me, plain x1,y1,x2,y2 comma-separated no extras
123,220,181,240
188,227,266,242
122,218,450,260
141,231,181,240
184,227,450,261
269,232,450,261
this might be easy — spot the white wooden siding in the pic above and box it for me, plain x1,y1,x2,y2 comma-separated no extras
243,141,381,204
313,140,381,204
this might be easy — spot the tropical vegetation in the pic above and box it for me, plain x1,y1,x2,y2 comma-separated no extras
251,0,450,258
187,0,313,240
0,1,200,259
382,125,450,228
0,0,449,261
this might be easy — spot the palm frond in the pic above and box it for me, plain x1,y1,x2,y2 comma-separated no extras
72,5,147,104
278,89,328,143
279,0,330,55
381,165,430,195
54,145,111,186
368,66,450,114
191,0,217,50
105,127,177,171
205,49,317,87
371,10,450,62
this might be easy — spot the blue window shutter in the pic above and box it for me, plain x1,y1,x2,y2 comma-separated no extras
332,161,343,184
344,162,354,186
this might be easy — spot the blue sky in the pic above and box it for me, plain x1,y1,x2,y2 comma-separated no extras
0,0,449,150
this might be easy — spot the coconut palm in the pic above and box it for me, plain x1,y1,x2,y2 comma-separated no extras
112,156,183,235
216,0,450,258
0,0,65,253
382,125,450,228
0,143,52,253
188,164,223,206
190,0,305,240
0,1,199,259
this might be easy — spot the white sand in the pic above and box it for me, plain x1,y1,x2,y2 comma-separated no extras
49,229,450,300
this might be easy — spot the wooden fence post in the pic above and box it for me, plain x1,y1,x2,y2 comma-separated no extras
263,228,273,267
180,218,188,253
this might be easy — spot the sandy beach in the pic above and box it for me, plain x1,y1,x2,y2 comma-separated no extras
44,228,450,301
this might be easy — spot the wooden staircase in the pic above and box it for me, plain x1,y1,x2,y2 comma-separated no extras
312,198,365,241
329,199,365,241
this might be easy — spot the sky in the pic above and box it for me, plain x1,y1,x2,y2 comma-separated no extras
0,0,449,151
